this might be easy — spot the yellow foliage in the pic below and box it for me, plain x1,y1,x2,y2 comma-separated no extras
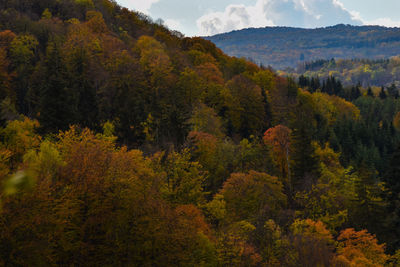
311,92,360,125
221,171,286,222
136,36,171,74
0,117,41,166
85,11,108,34
291,219,334,245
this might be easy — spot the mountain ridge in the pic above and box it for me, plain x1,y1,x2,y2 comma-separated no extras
206,24,400,69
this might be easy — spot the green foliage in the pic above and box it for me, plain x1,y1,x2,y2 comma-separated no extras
295,144,353,231
158,149,207,206
23,140,64,179
9,34,38,66
221,171,286,222
189,103,224,138
41,8,52,19
0,117,41,166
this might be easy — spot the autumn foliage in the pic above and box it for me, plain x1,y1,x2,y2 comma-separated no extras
0,0,399,266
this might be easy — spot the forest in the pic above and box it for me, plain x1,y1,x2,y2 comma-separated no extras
285,57,400,88
1,0,400,266
206,24,400,69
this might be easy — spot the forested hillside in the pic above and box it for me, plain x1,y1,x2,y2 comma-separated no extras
283,57,400,88
206,24,400,69
1,0,400,266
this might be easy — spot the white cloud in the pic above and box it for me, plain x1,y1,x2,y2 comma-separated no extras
197,0,362,36
164,19,183,32
117,0,159,14
363,17,400,28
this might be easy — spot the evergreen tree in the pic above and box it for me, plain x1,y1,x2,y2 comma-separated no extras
367,87,374,97
334,78,344,97
310,76,320,92
387,83,399,99
290,93,320,193
383,145,400,251
67,47,98,128
379,86,387,99
350,84,361,100
298,75,309,88
38,42,76,133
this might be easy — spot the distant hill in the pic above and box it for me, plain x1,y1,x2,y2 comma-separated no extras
206,24,400,69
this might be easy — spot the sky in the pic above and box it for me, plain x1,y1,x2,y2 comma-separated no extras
116,0,400,36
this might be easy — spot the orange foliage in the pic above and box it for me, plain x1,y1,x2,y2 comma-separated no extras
195,62,224,85
176,204,212,238
0,30,16,48
291,219,333,243
394,111,400,131
0,48,13,99
264,124,291,181
336,228,388,266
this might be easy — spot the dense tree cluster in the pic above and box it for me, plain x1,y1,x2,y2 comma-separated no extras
292,57,400,88
1,0,400,266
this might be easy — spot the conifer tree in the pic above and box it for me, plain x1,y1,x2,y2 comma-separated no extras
367,87,374,97
383,145,400,251
379,86,387,99
38,42,76,132
290,93,320,193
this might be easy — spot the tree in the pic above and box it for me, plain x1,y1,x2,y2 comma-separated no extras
383,144,400,251
38,42,76,132
394,112,400,132
290,92,320,192
0,48,13,103
157,149,207,206
189,103,224,138
379,86,387,99
135,35,172,89
66,47,98,128
335,228,388,266
295,144,353,231
224,75,266,137
268,76,297,125
290,219,336,266
221,171,286,222
387,83,399,99
263,125,292,192
9,34,38,113
216,221,261,266
252,70,274,128
188,131,243,196
0,117,41,168
367,87,374,97
350,84,362,100
348,163,386,236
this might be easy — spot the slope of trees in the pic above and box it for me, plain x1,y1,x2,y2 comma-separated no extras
206,24,400,69
288,57,400,87
0,0,400,266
